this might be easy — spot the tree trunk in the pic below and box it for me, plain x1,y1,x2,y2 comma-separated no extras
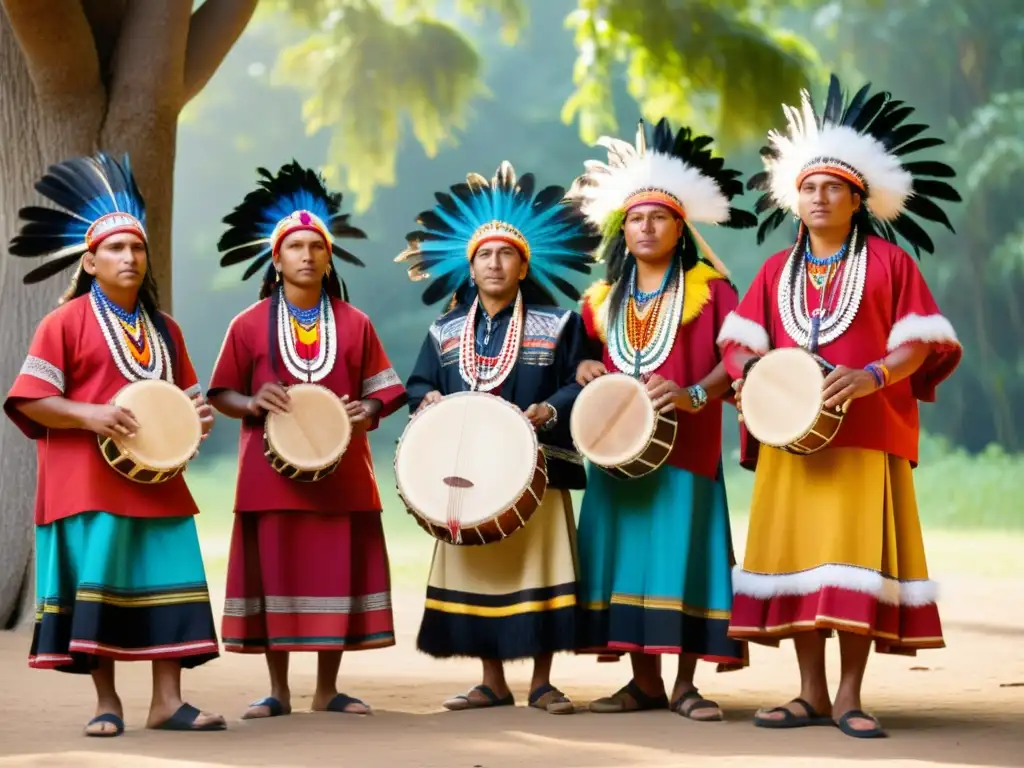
0,9,179,628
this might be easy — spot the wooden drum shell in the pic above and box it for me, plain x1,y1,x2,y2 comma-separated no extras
97,379,201,485
741,347,845,456
570,372,678,480
394,391,548,546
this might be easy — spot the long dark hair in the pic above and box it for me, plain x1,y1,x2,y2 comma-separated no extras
66,249,177,366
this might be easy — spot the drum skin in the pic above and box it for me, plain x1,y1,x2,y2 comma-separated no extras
394,391,548,546
264,383,351,483
570,372,677,480
741,347,845,455
98,379,202,484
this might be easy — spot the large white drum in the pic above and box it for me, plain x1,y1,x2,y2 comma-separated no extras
394,391,547,545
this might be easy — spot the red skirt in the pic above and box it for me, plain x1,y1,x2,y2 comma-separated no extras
222,511,394,653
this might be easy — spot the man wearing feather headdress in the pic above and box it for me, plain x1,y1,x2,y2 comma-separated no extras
399,161,599,714
567,119,755,720
206,162,407,719
3,154,225,735
716,76,962,738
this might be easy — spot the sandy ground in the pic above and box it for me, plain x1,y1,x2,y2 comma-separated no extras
1,539,1022,767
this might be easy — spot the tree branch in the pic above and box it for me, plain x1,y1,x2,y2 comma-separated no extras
0,0,102,105
182,0,258,105
104,0,192,117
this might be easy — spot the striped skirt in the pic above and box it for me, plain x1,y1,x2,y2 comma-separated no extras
577,463,747,667
31,511,219,673
729,447,943,654
222,510,394,653
417,489,579,660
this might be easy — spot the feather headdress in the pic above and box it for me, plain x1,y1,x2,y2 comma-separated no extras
9,153,147,297
397,161,600,306
218,161,366,282
566,118,756,276
748,74,961,255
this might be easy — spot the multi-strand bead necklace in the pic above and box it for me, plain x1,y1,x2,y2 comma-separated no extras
608,261,684,377
90,282,172,383
276,286,337,382
458,291,524,392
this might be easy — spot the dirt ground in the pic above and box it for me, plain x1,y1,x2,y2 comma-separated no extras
1,552,1022,767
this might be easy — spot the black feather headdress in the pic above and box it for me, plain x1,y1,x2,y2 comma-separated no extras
747,74,961,256
396,161,600,306
9,153,147,295
217,161,366,283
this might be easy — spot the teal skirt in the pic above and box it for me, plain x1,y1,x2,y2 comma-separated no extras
577,463,746,666
31,511,219,674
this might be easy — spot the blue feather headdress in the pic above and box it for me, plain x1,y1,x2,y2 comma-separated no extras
396,161,601,306
218,161,366,287
9,153,147,300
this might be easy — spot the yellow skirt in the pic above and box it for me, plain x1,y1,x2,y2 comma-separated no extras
728,447,943,655
416,489,579,660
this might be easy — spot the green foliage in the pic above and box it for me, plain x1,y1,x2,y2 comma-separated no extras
563,0,819,147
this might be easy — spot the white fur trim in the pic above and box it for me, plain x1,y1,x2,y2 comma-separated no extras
764,90,914,222
733,564,938,607
716,312,770,355
887,313,959,352
577,145,731,228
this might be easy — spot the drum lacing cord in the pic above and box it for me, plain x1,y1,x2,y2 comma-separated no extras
445,394,473,545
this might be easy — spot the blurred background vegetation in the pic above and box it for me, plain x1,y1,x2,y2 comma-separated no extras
173,0,1024,569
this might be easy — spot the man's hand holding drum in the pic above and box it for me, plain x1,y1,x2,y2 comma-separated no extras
192,394,215,441
247,382,291,416
523,402,555,429
645,373,706,414
576,359,607,386
821,365,879,411
416,390,444,413
342,395,381,434
84,403,141,439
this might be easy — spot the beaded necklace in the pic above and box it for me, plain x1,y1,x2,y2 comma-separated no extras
805,242,847,290
89,281,172,382
777,228,867,350
276,286,337,382
458,292,524,392
608,261,684,377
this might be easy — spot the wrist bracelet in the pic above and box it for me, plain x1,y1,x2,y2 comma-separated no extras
864,363,888,389
540,402,558,430
687,384,708,411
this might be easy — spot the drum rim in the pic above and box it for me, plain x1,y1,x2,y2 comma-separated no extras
264,382,352,471
394,390,541,525
570,372,668,467
105,379,202,471
742,347,838,449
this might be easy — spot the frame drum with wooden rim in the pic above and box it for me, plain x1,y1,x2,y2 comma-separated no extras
264,383,352,482
394,391,548,546
740,347,844,455
570,372,677,480
98,379,202,484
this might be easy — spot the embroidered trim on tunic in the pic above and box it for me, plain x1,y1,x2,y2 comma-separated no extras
182,383,202,399
21,355,65,393
224,592,392,616
361,368,401,397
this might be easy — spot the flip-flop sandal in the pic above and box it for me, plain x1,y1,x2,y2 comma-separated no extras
242,696,290,720
753,698,832,729
85,713,124,737
528,683,575,715
672,689,724,722
325,693,371,715
835,709,888,739
443,685,515,711
152,703,227,731
589,680,669,713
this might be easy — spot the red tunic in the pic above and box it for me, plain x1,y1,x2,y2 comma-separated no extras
3,296,202,525
208,297,407,514
580,262,737,481
717,235,961,468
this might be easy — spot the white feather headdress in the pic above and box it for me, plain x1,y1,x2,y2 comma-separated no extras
748,75,961,256
566,119,756,274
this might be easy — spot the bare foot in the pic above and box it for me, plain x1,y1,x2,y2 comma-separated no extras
146,701,226,731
